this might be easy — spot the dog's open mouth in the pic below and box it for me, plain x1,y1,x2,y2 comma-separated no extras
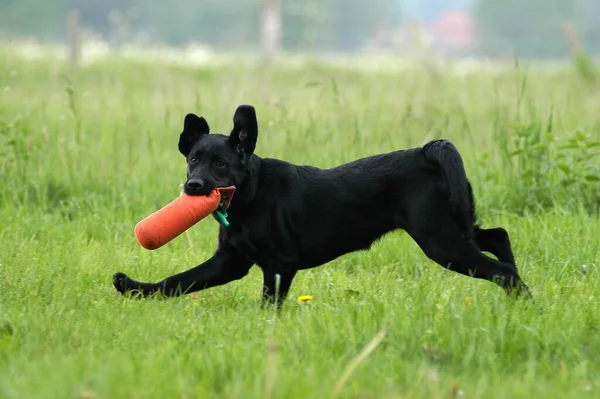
214,186,236,209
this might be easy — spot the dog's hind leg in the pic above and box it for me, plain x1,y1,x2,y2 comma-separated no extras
417,235,531,298
407,215,531,298
473,227,517,270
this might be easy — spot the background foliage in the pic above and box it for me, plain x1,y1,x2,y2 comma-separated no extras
1,0,599,57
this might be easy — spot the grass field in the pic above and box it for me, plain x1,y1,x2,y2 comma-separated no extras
1,44,599,399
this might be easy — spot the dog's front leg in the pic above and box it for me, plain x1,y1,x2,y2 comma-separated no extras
113,248,253,298
261,269,297,309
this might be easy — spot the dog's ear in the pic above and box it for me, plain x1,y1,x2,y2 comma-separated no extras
229,105,258,161
179,113,210,157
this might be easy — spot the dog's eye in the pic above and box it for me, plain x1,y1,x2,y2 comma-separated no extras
189,156,198,164
214,160,226,168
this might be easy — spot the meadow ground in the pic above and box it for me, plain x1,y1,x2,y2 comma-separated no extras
0,44,599,398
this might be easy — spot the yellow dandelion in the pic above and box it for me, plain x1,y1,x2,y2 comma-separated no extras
464,296,473,306
297,295,313,305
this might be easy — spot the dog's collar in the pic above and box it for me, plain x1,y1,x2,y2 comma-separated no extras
212,186,236,228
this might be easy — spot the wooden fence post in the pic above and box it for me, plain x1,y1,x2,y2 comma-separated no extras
261,0,281,62
66,10,81,67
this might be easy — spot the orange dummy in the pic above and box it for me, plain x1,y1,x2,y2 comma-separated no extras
134,186,236,250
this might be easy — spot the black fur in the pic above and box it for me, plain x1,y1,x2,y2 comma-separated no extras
114,105,531,307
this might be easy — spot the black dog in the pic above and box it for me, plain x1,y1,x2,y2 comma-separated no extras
113,105,531,306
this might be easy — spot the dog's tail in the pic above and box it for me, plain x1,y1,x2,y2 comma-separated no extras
422,140,475,235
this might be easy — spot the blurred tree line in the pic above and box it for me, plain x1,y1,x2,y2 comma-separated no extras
0,0,402,51
0,0,598,57
474,0,600,57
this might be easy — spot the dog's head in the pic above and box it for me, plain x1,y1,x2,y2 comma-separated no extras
178,105,258,196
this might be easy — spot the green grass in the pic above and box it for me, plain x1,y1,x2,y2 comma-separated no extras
0,46,599,399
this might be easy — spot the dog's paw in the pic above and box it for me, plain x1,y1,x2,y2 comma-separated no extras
494,275,533,300
113,272,156,298
113,272,133,294
516,281,534,300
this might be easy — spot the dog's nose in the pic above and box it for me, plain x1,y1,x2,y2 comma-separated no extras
186,179,204,191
